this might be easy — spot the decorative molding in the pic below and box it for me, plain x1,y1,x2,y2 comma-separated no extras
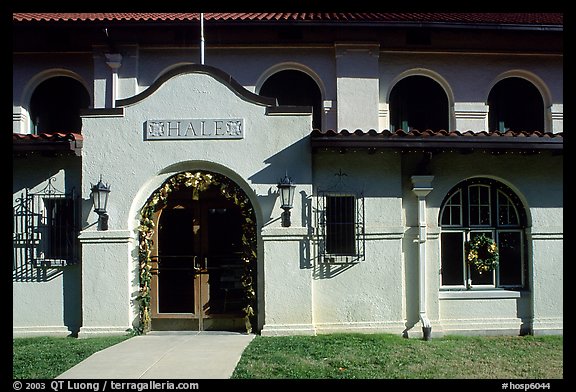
530,228,563,240
265,106,313,116
439,290,525,300
314,320,406,334
437,318,528,335
80,108,125,118
454,110,487,119
13,326,72,337
78,230,134,244
78,326,132,338
105,53,123,70
531,233,563,240
261,226,310,240
116,64,276,108
260,323,316,336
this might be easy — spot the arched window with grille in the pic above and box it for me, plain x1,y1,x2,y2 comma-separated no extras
439,178,527,289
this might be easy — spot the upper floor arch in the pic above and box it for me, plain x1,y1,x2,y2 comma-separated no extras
20,69,91,134
256,63,325,130
386,68,455,131
486,70,551,132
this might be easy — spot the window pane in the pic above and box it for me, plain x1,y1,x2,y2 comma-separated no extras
470,206,479,225
479,186,490,204
498,231,523,286
441,232,464,285
498,191,519,226
451,206,460,225
469,264,494,285
326,196,356,255
469,185,491,226
440,191,461,226
469,186,479,204
469,232,494,286
480,206,491,225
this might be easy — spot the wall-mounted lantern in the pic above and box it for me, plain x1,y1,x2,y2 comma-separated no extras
277,173,296,227
91,176,110,231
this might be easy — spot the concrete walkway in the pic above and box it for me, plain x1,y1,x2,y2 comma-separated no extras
57,331,255,379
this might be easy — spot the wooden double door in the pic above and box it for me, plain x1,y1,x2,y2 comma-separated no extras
150,187,246,331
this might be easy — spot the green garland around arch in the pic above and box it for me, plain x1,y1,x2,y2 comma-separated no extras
136,171,257,334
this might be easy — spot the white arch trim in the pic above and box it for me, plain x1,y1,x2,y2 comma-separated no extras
128,160,263,234
19,69,92,133
486,70,552,132
255,62,326,99
20,68,92,109
386,68,456,130
485,70,552,109
386,68,455,106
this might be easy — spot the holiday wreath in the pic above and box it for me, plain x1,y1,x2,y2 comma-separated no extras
466,234,499,274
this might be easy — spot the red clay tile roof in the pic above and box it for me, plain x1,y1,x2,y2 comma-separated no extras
12,132,83,141
12,13,563,26
13,132,83,156
311,129,563,151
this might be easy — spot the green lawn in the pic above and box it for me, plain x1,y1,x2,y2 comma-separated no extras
13,335,132,379
231,333,563,379
13,333,563,380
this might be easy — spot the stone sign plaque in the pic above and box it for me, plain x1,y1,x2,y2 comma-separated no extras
144,119,244,140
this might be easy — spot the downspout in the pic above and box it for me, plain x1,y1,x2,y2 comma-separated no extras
411,175,434,340
105,53,122,108
200,13,205,65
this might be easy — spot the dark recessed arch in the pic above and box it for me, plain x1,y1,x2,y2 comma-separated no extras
389,75,449,132
259,69,322,130
29,76,90,134
488,77,544,132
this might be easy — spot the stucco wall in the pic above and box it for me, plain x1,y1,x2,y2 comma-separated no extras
403,151,563,335
79,68,313,334
311,151,406,333
12,41,563,337
13,156,82,336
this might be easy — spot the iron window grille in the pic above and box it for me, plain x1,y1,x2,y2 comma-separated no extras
316,171,365,264
13,177,80,268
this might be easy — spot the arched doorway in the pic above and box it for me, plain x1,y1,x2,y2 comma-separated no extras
137,171,257,333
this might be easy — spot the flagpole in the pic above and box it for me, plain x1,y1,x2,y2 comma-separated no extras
200,13,205,65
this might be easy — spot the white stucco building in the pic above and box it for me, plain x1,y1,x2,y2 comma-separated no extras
13,13,563,339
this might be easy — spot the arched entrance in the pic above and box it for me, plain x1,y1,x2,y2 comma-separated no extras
137,171,257,333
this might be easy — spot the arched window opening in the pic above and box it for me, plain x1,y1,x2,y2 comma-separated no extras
29,76,90,134
439,178,527,289
488,77,544,132
389,75,449,132
259,70,322,130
